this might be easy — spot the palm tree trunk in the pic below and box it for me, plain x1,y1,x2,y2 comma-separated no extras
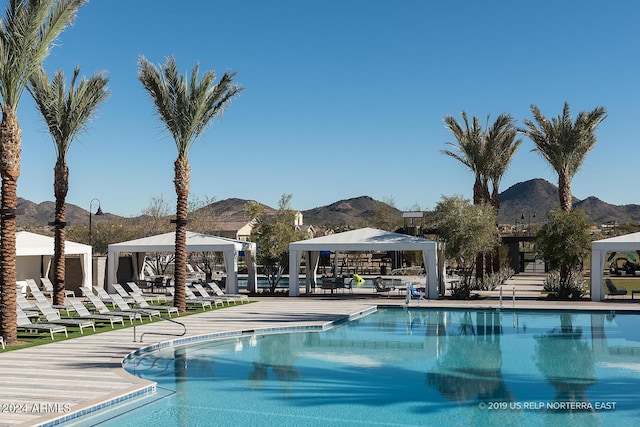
559,173,572,212
173,155,190,313
0,111,21,344
53,160,69,305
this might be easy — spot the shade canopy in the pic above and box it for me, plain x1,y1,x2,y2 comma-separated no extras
591,232,640,301
289,227,440,297
107,231,257,293
16,231,92,288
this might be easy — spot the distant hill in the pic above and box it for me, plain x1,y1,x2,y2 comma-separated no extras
16,198,121,231
15,180,640,231
498,178,640,225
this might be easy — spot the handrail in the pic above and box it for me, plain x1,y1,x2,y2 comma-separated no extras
133,315,187,342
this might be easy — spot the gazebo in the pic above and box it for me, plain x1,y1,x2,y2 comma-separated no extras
289,227,441,297
107,231,257,294
590,231,640,301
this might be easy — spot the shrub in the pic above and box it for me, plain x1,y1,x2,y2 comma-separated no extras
543,268,586,300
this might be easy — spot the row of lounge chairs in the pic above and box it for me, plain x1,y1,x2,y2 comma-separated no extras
12,278,248,343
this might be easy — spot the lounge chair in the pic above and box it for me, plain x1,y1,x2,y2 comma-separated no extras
207,281,249,303
111,283,136,302
109,293,162,321
35,302,96,334
16,307,68,340
92,286,115,304
193,283,235,306
373,276,394,296
82,292,142,324
166,287,214,310
129,293,179,317
68,299,125,328
27,283,73,315
126,281,166,303
16,292,41,319
0,335,4,350
41,277,75,298
606,278,628,297
184,285,224,307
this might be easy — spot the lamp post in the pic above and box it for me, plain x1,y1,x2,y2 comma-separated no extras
89,198,104,248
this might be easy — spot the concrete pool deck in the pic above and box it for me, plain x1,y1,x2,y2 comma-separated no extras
1,274,639,427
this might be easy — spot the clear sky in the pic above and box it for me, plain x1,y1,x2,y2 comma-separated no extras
15,0,640,217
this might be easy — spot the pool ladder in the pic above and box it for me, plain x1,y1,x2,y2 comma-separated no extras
133,315,187,342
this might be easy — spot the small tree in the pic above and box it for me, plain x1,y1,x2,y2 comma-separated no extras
432,196,499,299
535,208,592,299
246,194,306,293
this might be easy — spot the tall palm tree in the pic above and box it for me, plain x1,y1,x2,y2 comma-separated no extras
441,112,489,205
485,114,521,210
28,66,109,305
0,0,86,345
485,114,521,272
520,102,606,212
138,56,242,312
442,112,521,275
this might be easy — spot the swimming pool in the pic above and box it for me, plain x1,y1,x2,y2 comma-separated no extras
69,308,640,426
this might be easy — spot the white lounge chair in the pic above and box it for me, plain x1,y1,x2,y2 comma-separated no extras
92,286,115,305
129,293,179,317
16,307,68,340
192,283,235,306
82,292,142,324
126,281,166,303
207,281,249,304
68,299,125,328
35,302,95,334
166,287,213,310
41,277,75,298
27,283,73,315
185,285,224,307
109,293,162,321
110,283,136,302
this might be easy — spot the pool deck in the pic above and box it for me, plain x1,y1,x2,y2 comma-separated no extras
1,273,639,427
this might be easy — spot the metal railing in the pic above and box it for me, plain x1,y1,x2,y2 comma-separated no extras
133,315,186,343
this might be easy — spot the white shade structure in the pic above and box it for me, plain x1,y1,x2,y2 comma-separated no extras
107,231,257,294
590,232,640,301
289,227,440,297
16,231,92,289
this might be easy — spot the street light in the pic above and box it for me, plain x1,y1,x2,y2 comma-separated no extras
89,198,104,247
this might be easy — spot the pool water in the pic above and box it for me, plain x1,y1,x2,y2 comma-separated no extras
71,308,640,426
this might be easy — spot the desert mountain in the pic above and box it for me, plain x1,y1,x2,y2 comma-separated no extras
15,179,640,231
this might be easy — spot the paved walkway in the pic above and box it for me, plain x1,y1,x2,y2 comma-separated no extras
1,275,639,427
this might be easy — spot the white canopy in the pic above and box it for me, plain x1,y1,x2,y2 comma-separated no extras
107,231,257,294
16,231,92,288
289,227,440,297
590,232,640,301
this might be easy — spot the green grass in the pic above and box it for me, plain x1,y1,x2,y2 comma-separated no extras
3,300,254,352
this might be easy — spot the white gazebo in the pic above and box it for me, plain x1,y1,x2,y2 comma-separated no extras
591,231,640,301
289,227,440,297
16,231,92,289
107,231,257,294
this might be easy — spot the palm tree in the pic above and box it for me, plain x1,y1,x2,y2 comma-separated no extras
485,114,521,210
138,56,242,312
520,102,606,212
0,0,87,345
441,112,489,205
442,113,521,275
28,66,109,305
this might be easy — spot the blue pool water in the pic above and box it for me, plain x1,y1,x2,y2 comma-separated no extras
69,308,640,426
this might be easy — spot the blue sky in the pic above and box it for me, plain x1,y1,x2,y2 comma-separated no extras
15,0,640,217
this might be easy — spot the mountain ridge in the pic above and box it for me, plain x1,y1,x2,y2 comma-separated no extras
16,179,640,230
